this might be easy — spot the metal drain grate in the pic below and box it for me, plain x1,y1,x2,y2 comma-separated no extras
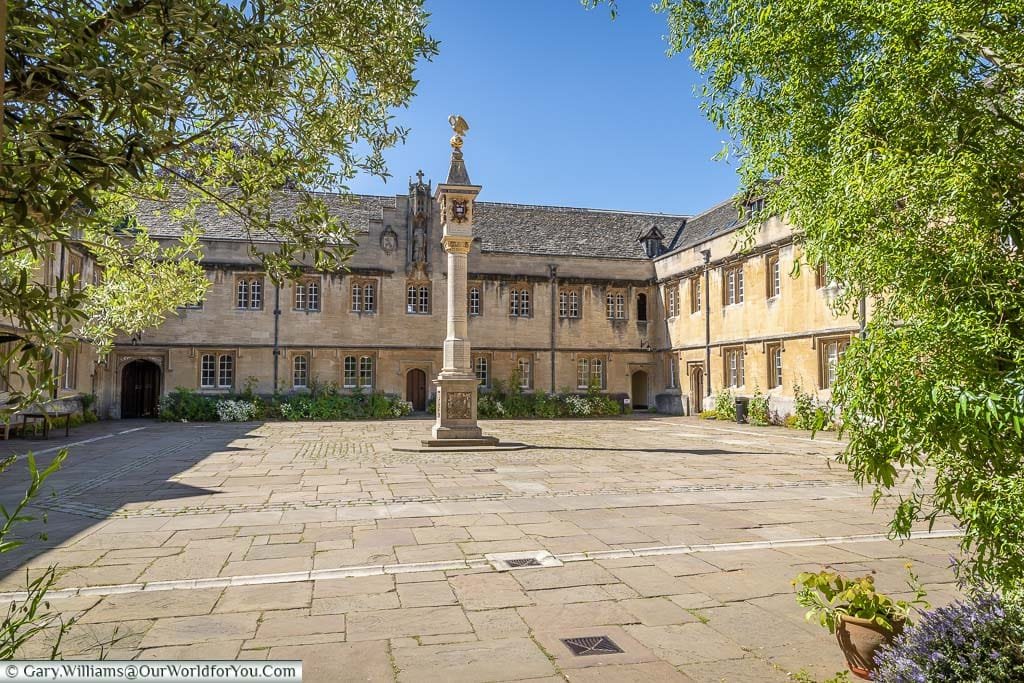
486,550,564,571
473,468,496,473
504,558,542,568
561,636,624,657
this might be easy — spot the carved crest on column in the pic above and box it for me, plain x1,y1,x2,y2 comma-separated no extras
446,391,472,419
451,199,469,223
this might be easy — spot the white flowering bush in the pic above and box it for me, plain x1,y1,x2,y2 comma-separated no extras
216,399,258,422
392,400,413,417
564,394,592,416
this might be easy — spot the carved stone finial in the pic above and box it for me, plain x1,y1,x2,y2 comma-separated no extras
445,115,471,185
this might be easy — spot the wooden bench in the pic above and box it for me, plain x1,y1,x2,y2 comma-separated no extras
2,398,76,440
19,408,73,439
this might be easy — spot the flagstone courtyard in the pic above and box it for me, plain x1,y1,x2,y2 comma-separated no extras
0,417,961,682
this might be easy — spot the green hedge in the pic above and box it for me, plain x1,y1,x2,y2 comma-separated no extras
476,377,621,419
158,386,412,422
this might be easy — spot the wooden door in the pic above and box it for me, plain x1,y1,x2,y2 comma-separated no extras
121,360,161,418
406,369,427,412
689,367,704,415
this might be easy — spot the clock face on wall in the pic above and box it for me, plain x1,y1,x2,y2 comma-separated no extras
452,199,469,223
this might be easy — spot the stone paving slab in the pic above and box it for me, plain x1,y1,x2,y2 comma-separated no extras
0,417,962,682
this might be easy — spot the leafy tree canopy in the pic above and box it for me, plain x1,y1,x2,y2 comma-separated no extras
1,0,436,411
592,0,1024,589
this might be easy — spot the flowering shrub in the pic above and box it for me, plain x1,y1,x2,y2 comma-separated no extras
475,377,621,419
712,389,736,420
563,394,592,416
215,400,258,422
874,593,1024,682
748,387,772,425
277,390,410,421
477,394,506,418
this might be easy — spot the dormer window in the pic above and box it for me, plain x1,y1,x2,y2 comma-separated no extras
637,225,665,258
744,196,767,220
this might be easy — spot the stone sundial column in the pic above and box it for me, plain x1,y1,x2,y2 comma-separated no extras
428,115,497,445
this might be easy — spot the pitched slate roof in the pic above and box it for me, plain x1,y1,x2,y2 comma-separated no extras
134,187,690,261
664,198,742,253
474,202,687,260
136,189,394,241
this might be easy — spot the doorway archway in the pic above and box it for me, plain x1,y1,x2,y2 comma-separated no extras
406,368,427,412
630,370,649,410
121,360,161,418
689,366,705,416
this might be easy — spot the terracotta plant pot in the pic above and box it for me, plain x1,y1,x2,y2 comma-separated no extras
835,614,903,680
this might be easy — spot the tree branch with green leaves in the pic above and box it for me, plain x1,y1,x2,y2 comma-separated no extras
2,0,437,412
587,0,1024,590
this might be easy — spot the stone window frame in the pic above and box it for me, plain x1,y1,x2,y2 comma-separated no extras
358,355,374,389
558,288,580,319
666,284,678,318
509,284,532,318
342,355,358,388
690,276,702,314
766,252,782,300
816,263,839,290
605,290,626,320
351,278,377,314
469,285,482,316
723,346,745,388
342,354,375,389
474,354,490,387
56,348,77,391
722,263,745,306
516,356,533,390
235,275,264,310
200,352,235,389
576,357,606,390
292,353,310,389
668,355,678,389
294,277,322,312
406,282,431,315
767,342,783,389
818,336,850,390
67,252,84,291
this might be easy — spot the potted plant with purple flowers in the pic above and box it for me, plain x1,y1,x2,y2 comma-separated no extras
793,565,929,680
873,592,1024,682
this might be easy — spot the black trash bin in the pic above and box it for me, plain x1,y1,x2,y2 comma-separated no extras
734,396,749,424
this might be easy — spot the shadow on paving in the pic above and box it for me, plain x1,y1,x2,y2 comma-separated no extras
0,420,261,580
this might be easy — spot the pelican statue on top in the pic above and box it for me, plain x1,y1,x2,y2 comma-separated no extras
448,114,469,150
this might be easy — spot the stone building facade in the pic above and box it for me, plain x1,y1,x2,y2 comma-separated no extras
1,244,105,409
82,173,859,421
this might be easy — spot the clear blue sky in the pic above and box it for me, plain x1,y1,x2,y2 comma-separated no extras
346,0,738,216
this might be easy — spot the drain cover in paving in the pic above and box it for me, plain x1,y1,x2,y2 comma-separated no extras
561,636,624,656
485,550,564,571
473,468,496,473
504,558,542,568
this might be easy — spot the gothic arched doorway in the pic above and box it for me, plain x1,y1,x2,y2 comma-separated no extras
631,370,649,410
121,360,161,418
406,368,427,412
689,366,705,416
